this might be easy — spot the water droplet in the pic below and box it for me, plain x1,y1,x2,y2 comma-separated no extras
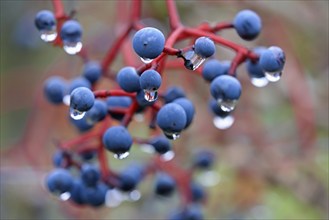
160,150,175,161
144,89,158,102
63,41,83,55
105,189,123,207
265,71,282,82
62,95,70,106
217,98,237,112
134,113,144,122
182,49,206,70
164,131,180,140
114,151,130,160
40,29,57,42
128,190,141,201
250,77,269,87
140,144,155,154
59,192,71,201
196,170,220,187
70,108,86,120
140,57,153,64
213,115,234,129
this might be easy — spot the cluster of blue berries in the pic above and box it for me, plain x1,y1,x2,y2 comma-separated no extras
36,4,285,220
47,146,214,216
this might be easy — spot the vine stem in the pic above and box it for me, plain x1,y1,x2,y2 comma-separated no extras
101,25,133,72
166,0,182,30
52,0,65,19
94,90,136,98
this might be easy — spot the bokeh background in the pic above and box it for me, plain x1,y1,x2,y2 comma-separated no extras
1,0,328,219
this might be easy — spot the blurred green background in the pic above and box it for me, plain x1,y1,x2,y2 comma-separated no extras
0,0,328,219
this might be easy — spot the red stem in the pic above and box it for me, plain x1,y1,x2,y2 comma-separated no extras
183,27,259,60
211,22,234,32
163,46,180,56
229,52,247,75
60,132,99,150
121,100,140,127
130,0,142,21
101,25,133,72
98,143,110,180
166,0,182,30
52,0,65,19
94,89,136,98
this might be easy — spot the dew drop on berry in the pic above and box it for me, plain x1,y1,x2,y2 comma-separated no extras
134,113,144,122
213,115,234,130
59,192,71,201
182,49,206,70
196,170,220,187
40,29,57,42
250,77,269,87
265,71,282,82
63,41,83,55
164,131,181,140
160,150,175,161
63,95,70,106
140,144,155,154
106,189,123,207
143,89,158,102
140,57,153,64
128,190,141,201
113,151,130,160
70,108,86,120
217,98,237,112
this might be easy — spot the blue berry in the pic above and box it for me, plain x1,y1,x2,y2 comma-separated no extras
70,87,95,112
117,66,141,93
170,205,204,220
80,182,108,207
233,9,262,40
81,164,100,187
139,69,162,91
70,116,94,132
136,89,156,107
35,10,56,32
259,46,285,72
69,180,86,205
210,75,241,101
209,99,231,118
82,61,102,84
163,86,186,103
156,103,187,138
184,204,204,220
154,173,175,196
46,168,74,194
246,47,267,78
60,20,83,44
132,27,165,59
52,150,69,168
85,100,107,124
193,150,215,169
106,96,132,120
102,125,133,155
149,135,172,154
69,76,91,93
79,150,96,161
173,98,195,128
44,76,67,104
202,59,231,82
194,37,216,58
118,164,144,192
190,182,206,202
